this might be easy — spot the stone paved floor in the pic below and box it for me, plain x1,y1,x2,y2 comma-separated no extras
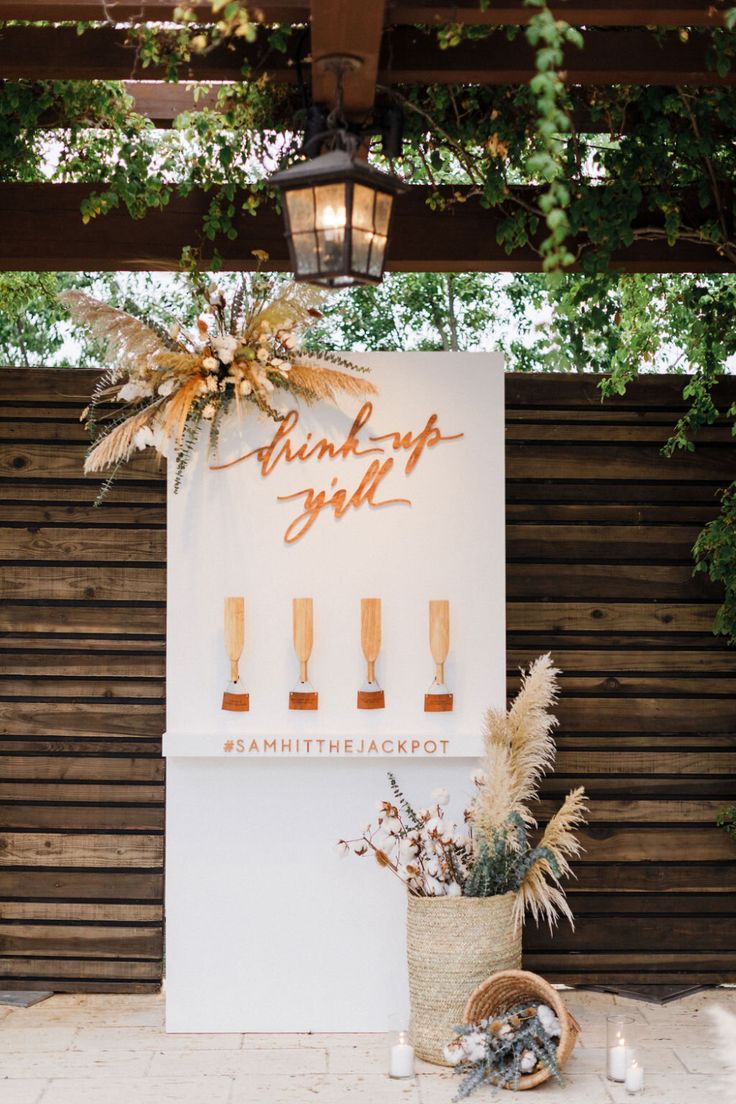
1,987,734,1103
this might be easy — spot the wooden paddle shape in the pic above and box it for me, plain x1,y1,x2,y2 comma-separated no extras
425,599,453,712
290,597,318,710
358,598,384,709
222,597,249,712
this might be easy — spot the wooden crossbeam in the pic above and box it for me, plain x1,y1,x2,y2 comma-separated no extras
0,183,733,273
1,24,732,85
0,0,727,25
310,0,386,117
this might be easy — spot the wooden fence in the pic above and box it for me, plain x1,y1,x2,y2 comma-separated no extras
1,368,735,993
0,368,165,992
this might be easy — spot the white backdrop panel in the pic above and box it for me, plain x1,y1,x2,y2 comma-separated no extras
165,353,506,1031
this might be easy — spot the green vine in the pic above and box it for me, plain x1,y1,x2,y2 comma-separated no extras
523,0,582,274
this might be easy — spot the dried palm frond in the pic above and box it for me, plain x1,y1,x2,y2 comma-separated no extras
288,363,377,404
84,402,162,473
511,787,587,931
59,291,170,369
513,859,574,932
160,376,203,444
470,655,560,841
538,787,587,880
467,740,516,841
506,653,560,811
248,284,325,336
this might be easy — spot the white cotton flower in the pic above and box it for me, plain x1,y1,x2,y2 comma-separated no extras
202,356,218,372
202,402,216,421
118,380,152,402
253,368,274,393
446,882,462,897
443,1042,465,1067
211,334,239,365
133,426,155,451
462,1031,487,1064
453,829,468,849
382,816,402,836
239,379,253,397
537,1005,561,1037
157,377,177,397
520,1050,537,1073
425,816,443,835
497,1023,513,1038
432,787,450,806
425,877,446,896
398,839,418,864
283,335,297,349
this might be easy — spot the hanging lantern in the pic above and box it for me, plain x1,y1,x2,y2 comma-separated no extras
269,54,406,288
270,148,405,288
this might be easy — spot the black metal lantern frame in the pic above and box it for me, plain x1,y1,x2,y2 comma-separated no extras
271,149,405,288
269,55,407,288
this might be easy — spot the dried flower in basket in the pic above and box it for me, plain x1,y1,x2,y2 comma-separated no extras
338,655,588,930
446,1002,563,1099
60,266,375,502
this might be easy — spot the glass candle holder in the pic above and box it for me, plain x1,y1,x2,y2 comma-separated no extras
607,1015,634,1082
625,1049,645,1095
389,1030,415,1079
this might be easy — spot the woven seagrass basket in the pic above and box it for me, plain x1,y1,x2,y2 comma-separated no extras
463,968,580,1090
406,893,522,1065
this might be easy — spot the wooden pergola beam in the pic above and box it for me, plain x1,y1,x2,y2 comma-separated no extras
1,25,733,85
0,183,733,273
1,0,727,25
310,0,387,118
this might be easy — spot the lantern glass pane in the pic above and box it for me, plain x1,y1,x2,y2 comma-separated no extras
285,187,316,233
367,235,388,278
291,233,318,275
316,230,347,274
313,183,348,231
351,228,374,274
352,183,376,232
373,190,393,236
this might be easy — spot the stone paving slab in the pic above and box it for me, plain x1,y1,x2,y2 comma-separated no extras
0,988,733,1104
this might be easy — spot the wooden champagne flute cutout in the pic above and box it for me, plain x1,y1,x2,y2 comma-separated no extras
357,598,385,709
222,597,249,711
424,599,453,712
289,598,318,710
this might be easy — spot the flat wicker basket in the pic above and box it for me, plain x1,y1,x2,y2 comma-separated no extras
463,969,580,1090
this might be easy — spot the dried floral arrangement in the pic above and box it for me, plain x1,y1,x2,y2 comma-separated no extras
60,263,374,502
339,654,588,929
446,1003,562,1098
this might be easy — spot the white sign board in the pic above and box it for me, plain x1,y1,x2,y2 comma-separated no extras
165,352,506,758
164,352,506,1033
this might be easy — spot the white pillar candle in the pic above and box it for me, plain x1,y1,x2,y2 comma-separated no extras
389,1031,415,1078
625,1057,645,1094
608,1037,628,1081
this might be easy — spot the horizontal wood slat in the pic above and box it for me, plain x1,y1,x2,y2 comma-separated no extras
0,0,727,26
1,25,732,86
1,184,735,274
